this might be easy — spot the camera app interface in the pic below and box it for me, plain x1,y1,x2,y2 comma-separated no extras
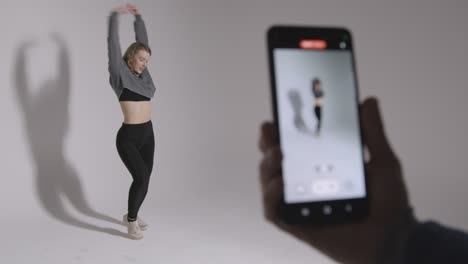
274,42,366,204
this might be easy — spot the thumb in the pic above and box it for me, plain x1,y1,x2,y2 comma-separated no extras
360,97,397,164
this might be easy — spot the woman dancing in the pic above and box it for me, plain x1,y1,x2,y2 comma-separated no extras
312,78,324,136
107,4,156,239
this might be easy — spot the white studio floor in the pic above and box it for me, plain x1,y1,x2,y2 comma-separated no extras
1,197,336,264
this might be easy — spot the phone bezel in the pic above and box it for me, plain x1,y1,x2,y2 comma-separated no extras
266,25,369,225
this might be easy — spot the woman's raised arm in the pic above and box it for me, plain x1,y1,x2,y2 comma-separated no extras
128,4,149,46
107,7,127,87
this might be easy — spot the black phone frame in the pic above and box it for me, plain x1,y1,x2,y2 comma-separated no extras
266,25,369,225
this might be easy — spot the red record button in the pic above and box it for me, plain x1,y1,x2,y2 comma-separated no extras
299,39,327,49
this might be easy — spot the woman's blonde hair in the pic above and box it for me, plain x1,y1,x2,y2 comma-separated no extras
123,42,152,66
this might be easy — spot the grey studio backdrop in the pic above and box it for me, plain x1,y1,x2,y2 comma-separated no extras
1,0,467,263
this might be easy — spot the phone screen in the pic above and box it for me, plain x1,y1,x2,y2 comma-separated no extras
272,39,366,205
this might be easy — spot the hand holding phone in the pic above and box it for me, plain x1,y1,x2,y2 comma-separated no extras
259,98,415,264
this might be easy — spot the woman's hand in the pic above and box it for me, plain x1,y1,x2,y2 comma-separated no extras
126,4,141,15
112,6,129,14
111,4,140,15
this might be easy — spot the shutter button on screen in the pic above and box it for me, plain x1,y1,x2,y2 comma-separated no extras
312,180,339,195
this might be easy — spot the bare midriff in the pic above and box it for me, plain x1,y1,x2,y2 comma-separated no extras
119,101,152,124
315,98,323,107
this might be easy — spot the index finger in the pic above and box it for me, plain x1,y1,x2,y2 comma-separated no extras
259,122,278,154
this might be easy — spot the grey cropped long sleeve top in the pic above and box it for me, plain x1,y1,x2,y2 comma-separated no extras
107,12,156,100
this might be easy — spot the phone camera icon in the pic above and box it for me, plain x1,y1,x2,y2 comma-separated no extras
339,42,347,49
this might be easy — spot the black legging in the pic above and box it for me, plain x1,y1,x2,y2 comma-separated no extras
314,105,322,132
116,120,154,220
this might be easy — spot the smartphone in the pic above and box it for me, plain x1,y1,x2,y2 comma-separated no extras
267,26,369,224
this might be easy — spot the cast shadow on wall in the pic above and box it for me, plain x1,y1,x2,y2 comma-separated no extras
13,33,126,238
288,89,315,135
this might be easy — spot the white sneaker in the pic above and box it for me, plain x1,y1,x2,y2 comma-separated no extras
136,216,148,230
123,213,148,231
126,220,143,240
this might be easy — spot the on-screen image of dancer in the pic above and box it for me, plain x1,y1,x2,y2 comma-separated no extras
311,78,324,137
